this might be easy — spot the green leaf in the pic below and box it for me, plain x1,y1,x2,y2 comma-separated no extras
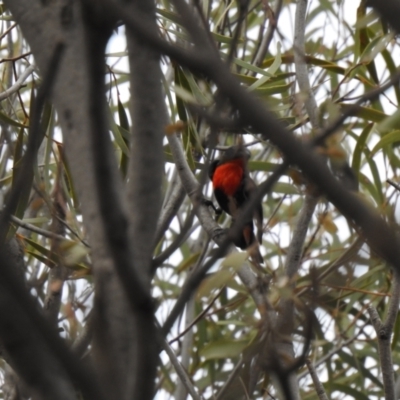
340,104,388,123
117,99,130,177
23,236,60,264
381,49,400,104
176,252,200,273
371,130,400,156
248,42,282,91
0,110,27,128
273,182,300,195
262,55,351,77
200,339,249,360
221,252,249,271
26,250,57,268
360,33,394,65
109,107,130,156
233,57,275,76
351,123,373,175
198,270,234,298
255,82,293,97
117,98,129,130
377,109,400,134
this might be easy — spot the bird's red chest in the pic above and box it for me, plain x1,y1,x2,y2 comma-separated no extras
212,160,244,196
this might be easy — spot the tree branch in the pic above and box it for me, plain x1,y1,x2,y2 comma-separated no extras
154,175,186,246
0,64,35,102
82,4,160,399
126,0,167,282
366,270,400,400
160,332,203,400
306,359,329,400
174,294,196,400
294,0,319,129
253,0,283,67
285,194,319,279
367,303,396,400
11,215,69,242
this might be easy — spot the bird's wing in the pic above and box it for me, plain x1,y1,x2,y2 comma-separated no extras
214,187,233,215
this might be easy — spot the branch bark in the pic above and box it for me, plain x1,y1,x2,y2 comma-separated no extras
0,64,34,102
367,272,400,400
294,0,319,129
4,1,154,398
306,359,329,400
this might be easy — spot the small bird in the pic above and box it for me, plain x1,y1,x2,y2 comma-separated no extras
208,145,264,264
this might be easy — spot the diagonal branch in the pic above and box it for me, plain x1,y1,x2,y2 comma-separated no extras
0,64,35,102
306,359,329,400
294,0,319,129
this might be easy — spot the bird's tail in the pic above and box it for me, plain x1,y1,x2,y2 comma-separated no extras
232,221,264,264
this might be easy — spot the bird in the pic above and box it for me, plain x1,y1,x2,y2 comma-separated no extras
208,145,264,264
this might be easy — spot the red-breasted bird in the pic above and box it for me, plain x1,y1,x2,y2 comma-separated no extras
208,145,264,264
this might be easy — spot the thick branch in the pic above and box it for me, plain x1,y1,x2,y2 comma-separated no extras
0,244,105,400
127,0,166,282
0,276,75,400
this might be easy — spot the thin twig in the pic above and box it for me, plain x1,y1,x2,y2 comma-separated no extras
169,286,224,345
0,51,31,63
174,293,196,400
253,0,283,67
294,0,319,129
297,321,368,380
154,176,186,245
215,356,244,400
0,22,17,42
0,64,34,102
387,179,400,192
159,334,203,400
152,209,197,271
367,304,396,400
53,215,90,248
305,359,329,400
285,194,319,279
11,215,67,242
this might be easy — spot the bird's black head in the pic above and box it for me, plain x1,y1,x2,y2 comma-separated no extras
219,145,250,163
